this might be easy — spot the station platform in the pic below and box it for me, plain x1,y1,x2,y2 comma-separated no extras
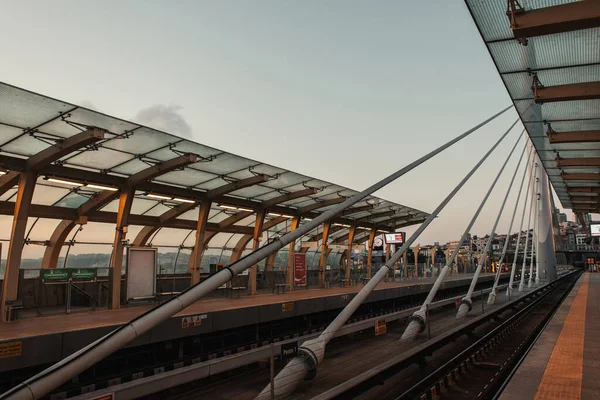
0,273,501,373
501,272,600,400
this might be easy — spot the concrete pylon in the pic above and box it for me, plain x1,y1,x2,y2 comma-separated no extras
535,154,557,282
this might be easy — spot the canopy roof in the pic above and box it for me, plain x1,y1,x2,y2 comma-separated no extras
0,81,428,252
465,0,600,216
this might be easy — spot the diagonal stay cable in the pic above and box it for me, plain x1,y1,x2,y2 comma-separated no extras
255,116,517,400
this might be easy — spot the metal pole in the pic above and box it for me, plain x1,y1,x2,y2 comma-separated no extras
401,126,522,341
487,145,533,304
529,166,539,288
1,106,512,400
270,343,275,400
519,155,536,291
457,144,532,318
481,289,485,314
505,147,535,297
255,117,516,400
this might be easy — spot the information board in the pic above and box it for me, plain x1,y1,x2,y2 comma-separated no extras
71,269,95,280
294,253,306,286
384,232,405,244
126,247,157,300
375,319,387,335
42,269,69,281
281,341,298,360
591,223,600,237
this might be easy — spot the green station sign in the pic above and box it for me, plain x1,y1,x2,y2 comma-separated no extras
71,269,95,280
42,269,69,281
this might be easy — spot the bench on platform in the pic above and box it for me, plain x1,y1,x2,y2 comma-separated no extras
273,283,289,294
229,287,246,299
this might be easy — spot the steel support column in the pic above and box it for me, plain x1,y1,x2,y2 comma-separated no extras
318,222,331,287
536,157,558,282
0,172,36,321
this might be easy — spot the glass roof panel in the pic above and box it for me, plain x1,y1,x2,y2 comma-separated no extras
197,153,257,175
61,108,139,137
228,185,272,199
146,140,222,161
102,128,175,155
142,202,173,217
0,124,24,146
63,147,134,171
0,83,74,129
55,192,90,208
467,0,600,210
0,81,429,238
110,158,154,176
2,134,53,157
31,184,71,206
0,187,17,202
156,168,217,188
150,228,192,247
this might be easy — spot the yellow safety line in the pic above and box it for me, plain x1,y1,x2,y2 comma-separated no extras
534,273,589,400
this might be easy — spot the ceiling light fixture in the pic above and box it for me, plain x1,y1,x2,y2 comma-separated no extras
147,193,171,200
174,198,195,204
47,177,84,187
86,184,118,192
218,204,239,210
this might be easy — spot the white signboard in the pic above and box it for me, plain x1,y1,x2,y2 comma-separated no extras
301,241,319,248
591,223,600,237
126,247,157,300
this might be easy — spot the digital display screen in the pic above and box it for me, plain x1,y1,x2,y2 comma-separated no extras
590,223,600,237
384,233,405,244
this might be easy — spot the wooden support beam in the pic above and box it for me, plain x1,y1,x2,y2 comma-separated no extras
367,229,376,279
346,225,357,281
27,128,106,170
0,173,36,321
109,188,135,309
568,187,600,194
508,1,600,39
0,155,397,230
249,210,266,295
556,156,600,167
549,130,600,144
318,221,331,287
535,82,600,104
562,173,600,181
132,174,269,247
287,216,300,292
189,202,212,285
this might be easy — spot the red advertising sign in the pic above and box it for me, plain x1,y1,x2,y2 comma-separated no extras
294,253,307,286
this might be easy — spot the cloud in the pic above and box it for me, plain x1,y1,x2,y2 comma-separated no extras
133,104,192,138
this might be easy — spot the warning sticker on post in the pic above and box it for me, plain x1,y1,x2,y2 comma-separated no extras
181,314,207,329
375,319,387,336
0,341,21,359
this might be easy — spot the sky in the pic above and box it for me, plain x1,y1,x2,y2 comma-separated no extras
0,0,574,260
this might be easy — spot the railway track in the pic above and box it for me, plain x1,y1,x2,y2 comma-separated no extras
395,271,580,400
